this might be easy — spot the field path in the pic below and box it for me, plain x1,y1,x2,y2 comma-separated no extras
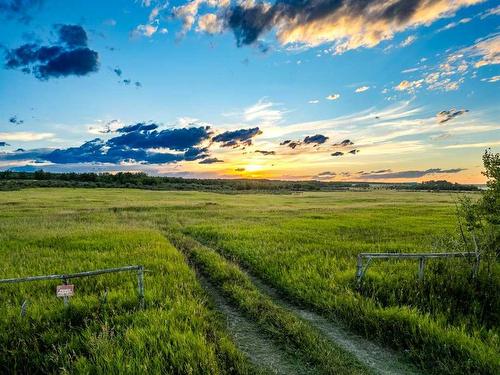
198,275,318,375
245,272,425,375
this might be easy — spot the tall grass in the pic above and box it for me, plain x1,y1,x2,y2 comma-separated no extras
0,205,253,374
168,231,371,375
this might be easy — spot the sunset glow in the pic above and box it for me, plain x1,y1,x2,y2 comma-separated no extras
0,0,498,183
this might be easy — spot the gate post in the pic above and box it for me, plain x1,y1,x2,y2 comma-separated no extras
137,266,145,308
356,255,363,284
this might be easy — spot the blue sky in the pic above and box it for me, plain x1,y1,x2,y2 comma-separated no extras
0,0,498,182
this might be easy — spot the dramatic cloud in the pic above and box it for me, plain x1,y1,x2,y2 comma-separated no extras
0,142,9,147
9,116,23,125
255,150,275,155
212,127,262,147
220,0,480,52
360,167,465,179
109,124,212,151
436,109,469,123
4,24,99,80
0,124,214,165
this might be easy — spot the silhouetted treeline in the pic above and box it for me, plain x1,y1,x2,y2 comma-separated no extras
0,171,479,192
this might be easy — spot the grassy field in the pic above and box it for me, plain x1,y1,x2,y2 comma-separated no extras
0,188,498,374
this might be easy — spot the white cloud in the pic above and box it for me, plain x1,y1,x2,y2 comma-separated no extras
0,132,55,141
443,141,500,149
308,100,320,104
326,93,340,100
394,79,423,92
244,100,283,123
400,35,417,47
481,75,500,83
197,13,224,34
355,86,370,93
131,24,158,38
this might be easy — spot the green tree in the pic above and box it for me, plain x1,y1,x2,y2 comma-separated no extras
458,149,499,277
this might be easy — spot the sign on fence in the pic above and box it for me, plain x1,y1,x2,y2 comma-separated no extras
56,284,74,298
0,265,146,314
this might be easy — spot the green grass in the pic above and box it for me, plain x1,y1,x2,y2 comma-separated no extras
0,197,253,374
169,231,371,375
0,188,498,374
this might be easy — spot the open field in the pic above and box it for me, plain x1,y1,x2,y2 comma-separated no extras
0,188,498,374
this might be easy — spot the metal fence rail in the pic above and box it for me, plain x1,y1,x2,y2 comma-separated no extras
356,252,478,284
0,265,145,309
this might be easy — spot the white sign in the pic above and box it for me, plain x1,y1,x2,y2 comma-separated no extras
56,284,74,297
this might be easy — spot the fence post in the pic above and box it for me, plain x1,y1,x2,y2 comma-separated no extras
20,300,28,317
356,255,363,284
62,278,69,307
137,266,145,308
418,257,425,281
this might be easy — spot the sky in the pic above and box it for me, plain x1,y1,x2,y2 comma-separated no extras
0,0,498,183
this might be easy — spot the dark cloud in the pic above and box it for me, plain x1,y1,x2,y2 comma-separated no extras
235,167,245,172
222,0,466,49
331,151,344,157
0,142,9,147
348,149,359,154
122,79,131,85
314,171,336,179
9,115,23,125
303,134,329,145
360,168,466,179
281,134,329,149
113,67,122,77
437,108,469,123
4,24,99,80
108,125,212,151
255,150,275,155
57,24,88,47
359,169,392,175
199,157,224,164
0,124,213,165
135,81,142,87
0,0,43,22
212,127,262,147
116,123,158,133
333,139,354,146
